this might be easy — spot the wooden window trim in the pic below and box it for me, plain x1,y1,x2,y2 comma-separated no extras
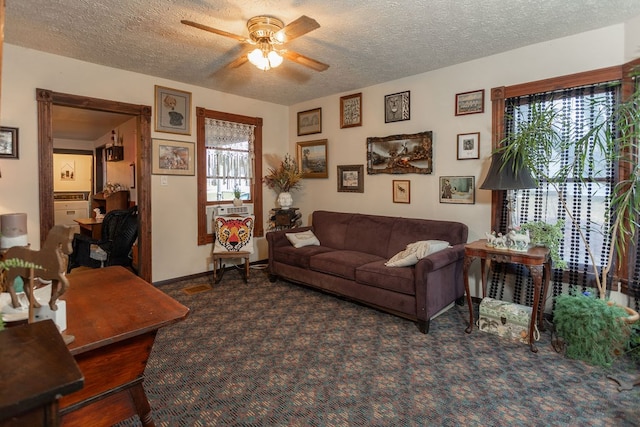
196,107,263,245
490,60,640,295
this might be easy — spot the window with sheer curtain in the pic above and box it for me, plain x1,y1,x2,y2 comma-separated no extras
196,108,263,245
204,118,255,202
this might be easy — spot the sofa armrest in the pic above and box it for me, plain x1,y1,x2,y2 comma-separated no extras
266,226,313,260
415,243,465,274
414,243,467,321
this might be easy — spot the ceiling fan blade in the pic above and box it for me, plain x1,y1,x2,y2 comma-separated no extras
181,20,249,43
226,54,249,69
273,15,320,43
282,50,329,72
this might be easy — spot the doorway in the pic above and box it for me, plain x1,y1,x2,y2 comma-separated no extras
37,88,153,283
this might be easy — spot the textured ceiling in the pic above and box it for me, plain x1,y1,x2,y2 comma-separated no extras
6,0,640,108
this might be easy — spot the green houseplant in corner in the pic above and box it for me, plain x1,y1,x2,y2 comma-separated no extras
496,79,640,365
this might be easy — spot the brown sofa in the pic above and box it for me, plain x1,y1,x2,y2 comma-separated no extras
267,210,468,333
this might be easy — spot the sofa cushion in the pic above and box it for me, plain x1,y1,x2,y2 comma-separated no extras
272,245,333,269
385,240,450,267
386,218,467,258
286,230,320,248
343,214,395,258
310,250,384,280
311,211,353,250
355,260,416,295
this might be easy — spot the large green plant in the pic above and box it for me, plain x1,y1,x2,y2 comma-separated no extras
554,293,630,367
498,83,640,300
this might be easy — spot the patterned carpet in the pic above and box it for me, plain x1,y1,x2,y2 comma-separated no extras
116,268,640,427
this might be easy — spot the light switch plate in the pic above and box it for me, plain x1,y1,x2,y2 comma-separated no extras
160,176,168,186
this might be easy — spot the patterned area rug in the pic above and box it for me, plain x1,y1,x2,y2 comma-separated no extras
117,270,640,426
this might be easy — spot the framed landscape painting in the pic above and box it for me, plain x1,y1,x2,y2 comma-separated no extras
366,131,432,175
297,139,328,178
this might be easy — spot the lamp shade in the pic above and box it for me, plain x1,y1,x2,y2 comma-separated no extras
480,152,537,190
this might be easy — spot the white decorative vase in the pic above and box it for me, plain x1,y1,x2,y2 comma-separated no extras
277,192,293,210
233,198,242,207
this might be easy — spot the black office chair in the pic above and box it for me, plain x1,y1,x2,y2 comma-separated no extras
68,206,138,272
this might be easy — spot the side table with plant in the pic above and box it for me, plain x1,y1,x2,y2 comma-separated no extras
495,74,640,366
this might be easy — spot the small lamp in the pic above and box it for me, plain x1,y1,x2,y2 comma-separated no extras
480,151,537,230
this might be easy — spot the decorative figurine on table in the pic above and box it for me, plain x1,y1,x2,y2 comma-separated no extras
485,231,497,247
486,231,508,249
507,228,530,252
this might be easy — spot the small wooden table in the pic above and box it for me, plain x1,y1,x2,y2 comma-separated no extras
0,320,84,427
74,218,102,240
59,266,189,427
463,239,551,352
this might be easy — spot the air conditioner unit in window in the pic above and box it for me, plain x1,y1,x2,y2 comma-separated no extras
215,205,253,216
206,204,254,234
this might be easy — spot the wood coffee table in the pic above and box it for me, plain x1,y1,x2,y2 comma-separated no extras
59,266,189,427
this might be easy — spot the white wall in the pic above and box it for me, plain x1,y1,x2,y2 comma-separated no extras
0,44,288,282
1,17,639,286
288,22,637,301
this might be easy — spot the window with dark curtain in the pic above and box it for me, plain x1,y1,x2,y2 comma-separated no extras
490,83,619,304
625,78,640,310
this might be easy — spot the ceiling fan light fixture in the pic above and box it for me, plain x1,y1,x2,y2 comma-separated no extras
268,50,283,67
248,44,282,71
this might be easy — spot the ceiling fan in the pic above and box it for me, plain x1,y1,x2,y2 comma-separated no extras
181,15,329,72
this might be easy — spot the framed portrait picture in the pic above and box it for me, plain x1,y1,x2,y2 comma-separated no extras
366,131,433,175
384,91,410,123
297,108,322,136
0,127,19,159
337,164,364,193
340,93,362,128
392,180,410,203
457,132,480,160
151,139,195,175
455,89,484,116
297,139,328,178
155,85,192,135
439,176,475,204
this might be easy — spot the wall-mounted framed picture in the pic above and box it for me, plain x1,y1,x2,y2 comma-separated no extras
340,93,362,128
457,132,480,160
337,164,364,193
392,180,410,203
297,108,322,136
384,90,410,123
439,176,475,204
455,89,484,116
155,85,192,135
297,139,328,178
151,139,195,175
0,126,19,159
366,131,433,175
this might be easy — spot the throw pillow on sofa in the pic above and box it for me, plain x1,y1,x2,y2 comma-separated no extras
286,230,321,248
385,240,450,267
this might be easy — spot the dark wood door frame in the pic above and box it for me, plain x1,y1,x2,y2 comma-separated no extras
37,88,152,283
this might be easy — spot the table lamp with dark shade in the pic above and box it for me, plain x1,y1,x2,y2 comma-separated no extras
480,151,537,230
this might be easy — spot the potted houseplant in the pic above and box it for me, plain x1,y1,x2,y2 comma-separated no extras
233,185,242,207
520,220,566,269
495,79,640,364
263,153,303,210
